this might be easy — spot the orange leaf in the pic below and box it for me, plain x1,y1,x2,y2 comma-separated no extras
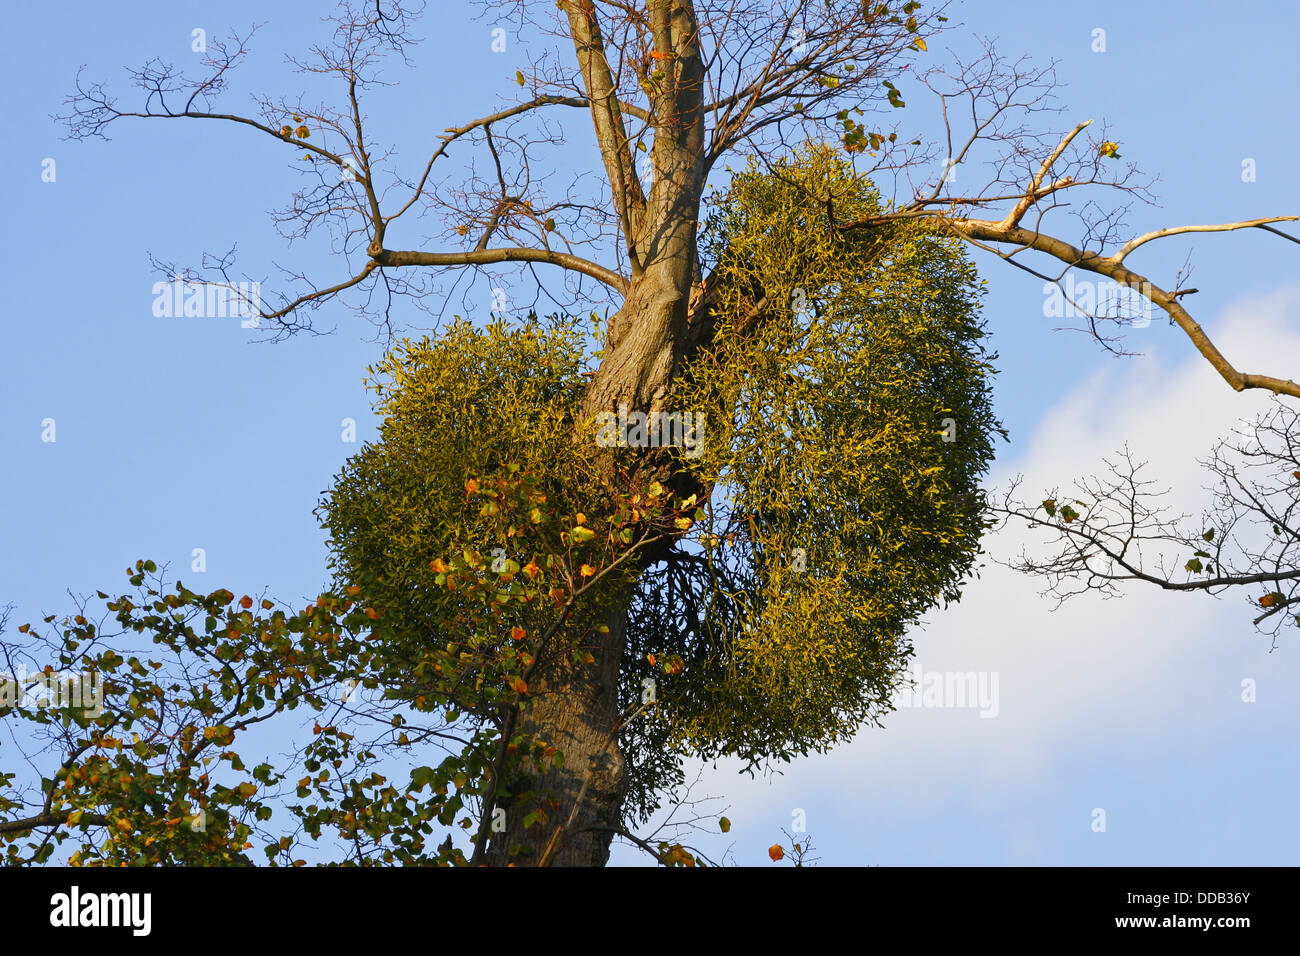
465,479,480,494
579,564,596,577
240,595,253,609
511,626,527,641
768,844,784,862
508,676,528,694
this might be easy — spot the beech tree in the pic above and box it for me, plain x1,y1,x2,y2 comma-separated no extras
46,0,1297,865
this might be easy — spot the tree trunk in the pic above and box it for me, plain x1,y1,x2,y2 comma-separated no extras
486,2,710,863
485,268,709,866
486,602,629,866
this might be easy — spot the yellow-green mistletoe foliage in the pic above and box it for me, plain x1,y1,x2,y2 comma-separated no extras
627,145,1006,768
318,315,607,657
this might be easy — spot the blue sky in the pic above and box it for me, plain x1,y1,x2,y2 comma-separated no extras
2,0,1298,865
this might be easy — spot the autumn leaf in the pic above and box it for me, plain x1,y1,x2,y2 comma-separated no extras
240,595,253,609
510,626,527,641
508,676,528,694
579,564,596,577
465,478,480,494
768,843,784,861
719,816,731,833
